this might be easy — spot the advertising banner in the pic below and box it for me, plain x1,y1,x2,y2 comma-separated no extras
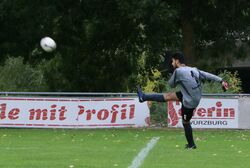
168,98,238,128
0,97,150,128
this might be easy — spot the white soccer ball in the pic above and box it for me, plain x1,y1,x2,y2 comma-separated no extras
40,37,57,52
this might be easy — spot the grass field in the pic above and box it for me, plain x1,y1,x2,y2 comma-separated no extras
0,128,249,168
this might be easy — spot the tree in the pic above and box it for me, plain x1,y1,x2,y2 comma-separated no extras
0,0,249,92
179,0,250,68
0,57,48,91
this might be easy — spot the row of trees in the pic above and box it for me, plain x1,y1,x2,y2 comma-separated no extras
0,0,249,92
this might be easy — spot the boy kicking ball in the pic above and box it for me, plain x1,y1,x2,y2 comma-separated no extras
137,52,229,149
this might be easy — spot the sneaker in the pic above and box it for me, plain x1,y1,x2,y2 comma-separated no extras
137,86,144,103
185,144,197,150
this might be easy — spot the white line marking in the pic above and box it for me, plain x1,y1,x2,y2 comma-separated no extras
128,137,160,168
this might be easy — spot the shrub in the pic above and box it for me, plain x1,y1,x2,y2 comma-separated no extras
202,70,242,93
0,56,48,91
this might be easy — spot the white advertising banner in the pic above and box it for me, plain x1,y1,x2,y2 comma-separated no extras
0,97,150,128
168,98,239,128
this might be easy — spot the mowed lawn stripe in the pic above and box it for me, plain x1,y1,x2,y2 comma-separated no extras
128,137,160,168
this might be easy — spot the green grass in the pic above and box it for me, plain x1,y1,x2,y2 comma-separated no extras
0,128,249,168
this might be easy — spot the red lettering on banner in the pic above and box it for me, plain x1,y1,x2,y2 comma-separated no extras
0,104,20,120
111,105,119,123
207,107,216,117
129,104,135,119
29,109,48,120
191,101,235,118
170,101,236,119
59,106,67,120
178,109,182,116
77,106,84,120
167,101,179,126
0,103,7,119
50,104,57,120
216,102,222,117
29,104,67,121
197,108,206,117
86,110,96,120
121,104,127,119
0,98,148,128
9,108,20,120
224,108,235,117
77,106,96,121
76,103,136,123
97,109,109,120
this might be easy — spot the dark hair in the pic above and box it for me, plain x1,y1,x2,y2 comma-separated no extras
171,52,184,63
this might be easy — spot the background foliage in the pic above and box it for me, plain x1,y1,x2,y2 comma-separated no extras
0,0,249,92
0,57,48,91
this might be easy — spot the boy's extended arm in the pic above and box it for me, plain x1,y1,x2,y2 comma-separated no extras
198,70,222,82
198,70,229,91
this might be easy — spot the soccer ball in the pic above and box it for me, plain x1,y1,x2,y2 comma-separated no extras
40,37,57,52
